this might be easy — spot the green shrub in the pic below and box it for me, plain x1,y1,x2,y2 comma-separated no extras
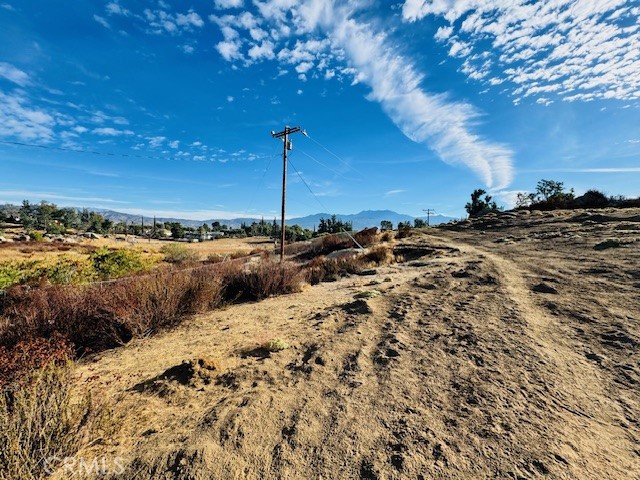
40,257,94,285
265,338,289,352
160,243,200,263
45,223,66,235
28,231,44,242
0,261,41,290
90,247,145,280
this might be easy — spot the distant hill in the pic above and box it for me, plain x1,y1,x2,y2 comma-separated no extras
96,208,454,230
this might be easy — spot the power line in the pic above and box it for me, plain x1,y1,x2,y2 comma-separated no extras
242,151,279,217
302,132,364,177
287,158,330,214
289,158,364,250
296,147,351,180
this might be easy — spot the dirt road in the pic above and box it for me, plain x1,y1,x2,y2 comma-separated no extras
71,209,640,479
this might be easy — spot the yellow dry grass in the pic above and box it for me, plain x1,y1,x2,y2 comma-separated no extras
0,236,274,264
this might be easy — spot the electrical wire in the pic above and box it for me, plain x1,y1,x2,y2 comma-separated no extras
296,147,351,180
242,152,279,218
287,158,331,214
302,132,364,177
288,157,363,249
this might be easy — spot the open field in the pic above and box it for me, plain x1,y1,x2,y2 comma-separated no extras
0,235,275,263
27,208,636,479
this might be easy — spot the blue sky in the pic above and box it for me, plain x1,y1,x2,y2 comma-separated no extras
1,0,639,220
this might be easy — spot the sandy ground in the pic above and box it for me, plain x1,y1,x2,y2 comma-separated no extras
67,209,639,479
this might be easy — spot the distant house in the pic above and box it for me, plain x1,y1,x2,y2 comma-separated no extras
184,231,224,241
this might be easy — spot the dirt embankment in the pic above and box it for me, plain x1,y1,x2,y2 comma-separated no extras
69,209,639,479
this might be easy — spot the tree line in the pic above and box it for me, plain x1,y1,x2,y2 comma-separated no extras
464,179,640,217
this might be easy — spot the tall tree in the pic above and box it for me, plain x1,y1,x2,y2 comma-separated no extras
465,189,498,217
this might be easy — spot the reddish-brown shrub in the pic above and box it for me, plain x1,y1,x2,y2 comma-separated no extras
0,333,73,387
224,260,304,301
380,231,395,242
364,245,394,265
318,234,351,254
0,261,246,356
354,227,379,247
304,254,366,284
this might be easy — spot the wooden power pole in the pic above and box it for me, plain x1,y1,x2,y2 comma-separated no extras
423,209,436,226
271,126,303,262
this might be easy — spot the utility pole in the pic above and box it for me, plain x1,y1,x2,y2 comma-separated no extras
423,209,436,226
271,125,303,262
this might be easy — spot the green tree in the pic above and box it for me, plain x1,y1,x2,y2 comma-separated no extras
19,200,36,229
36,201,57,230
465,189,499,217
536,179,566,201
167,222,185,239
414,218,427,228
380,220,393,231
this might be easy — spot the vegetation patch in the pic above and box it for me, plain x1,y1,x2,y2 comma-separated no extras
0,363,101,480
90,247,147,280
160,243,200,264
264,338,289,352
353,290,381,299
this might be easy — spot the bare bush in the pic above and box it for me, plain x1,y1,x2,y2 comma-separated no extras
224,261,304,301
0,363,100,480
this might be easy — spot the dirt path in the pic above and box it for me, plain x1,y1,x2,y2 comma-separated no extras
68,221,639,479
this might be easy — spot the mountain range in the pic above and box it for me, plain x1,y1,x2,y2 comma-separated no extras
96,209,455,231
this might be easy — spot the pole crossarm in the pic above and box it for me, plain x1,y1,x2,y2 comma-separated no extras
271,126,301,139
423,209,436,226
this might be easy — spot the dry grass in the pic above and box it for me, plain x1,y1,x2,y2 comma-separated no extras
363,245,395,265
0,363,100,480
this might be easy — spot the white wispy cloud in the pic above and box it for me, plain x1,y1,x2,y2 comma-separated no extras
385,189,406,196
214,0,244,9
106,2,129,16
146,135,166,147
0,62,30,86
92,127,134,136
89,110,129,125
0,91,55,142
93,14,110,29
133,8,204,35
0,190,129,204
207,1,513,189
402,0,640,104
113,207,254,220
